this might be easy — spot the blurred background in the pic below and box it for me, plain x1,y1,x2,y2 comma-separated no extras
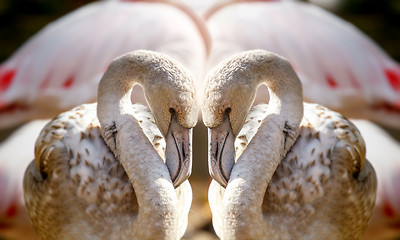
0,0,399,239
0,0,399,62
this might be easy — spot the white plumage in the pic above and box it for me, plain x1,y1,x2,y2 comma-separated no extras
204,50,377,240
23,50,197,240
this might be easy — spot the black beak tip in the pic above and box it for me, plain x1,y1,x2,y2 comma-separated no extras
171,154,192,188
209,154,230,188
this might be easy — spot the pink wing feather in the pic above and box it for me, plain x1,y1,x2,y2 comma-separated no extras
206,1,400,128
0,120,48,240
352,120,400,240
0,0,207,129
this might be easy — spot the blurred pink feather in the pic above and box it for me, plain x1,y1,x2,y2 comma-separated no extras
352,120,400,240
0,120,47,240
206,0,400,128
0,0,208,129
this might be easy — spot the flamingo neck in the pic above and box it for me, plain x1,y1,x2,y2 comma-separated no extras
114,118,179,238
97,51,179,238
222,120,285,239
221,50,304,239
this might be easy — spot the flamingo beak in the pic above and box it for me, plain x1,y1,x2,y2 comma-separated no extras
165,115,192,188
208,115,235,188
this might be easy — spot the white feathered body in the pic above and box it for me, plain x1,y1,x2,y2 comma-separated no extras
23,103,191,240
209,103,377,240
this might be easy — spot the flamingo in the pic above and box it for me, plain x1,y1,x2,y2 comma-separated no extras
203,49,377,240
23,50,197,239
0,0,399,239
0,1,208,238
204,2,400,238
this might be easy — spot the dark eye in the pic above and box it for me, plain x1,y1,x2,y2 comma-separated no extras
225,107,231,115
169,108,176,115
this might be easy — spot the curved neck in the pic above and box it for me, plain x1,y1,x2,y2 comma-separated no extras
230,50,304,123
222,50,304,239
97,51,179,238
